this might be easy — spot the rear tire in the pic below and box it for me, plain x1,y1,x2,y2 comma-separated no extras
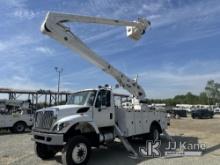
35,143,56,160
12,122,26,133
149,125,160,141
62,135,91,165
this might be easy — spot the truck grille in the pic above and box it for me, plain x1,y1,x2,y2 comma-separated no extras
35,111,55,130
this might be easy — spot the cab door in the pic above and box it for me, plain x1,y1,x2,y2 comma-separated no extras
93,89,114,127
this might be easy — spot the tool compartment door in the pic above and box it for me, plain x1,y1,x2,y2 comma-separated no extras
134,111,144,135
115,108,135,137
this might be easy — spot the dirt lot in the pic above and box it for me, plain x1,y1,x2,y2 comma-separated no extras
0,115,220,165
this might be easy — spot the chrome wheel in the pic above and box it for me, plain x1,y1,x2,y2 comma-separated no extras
72,143,88,164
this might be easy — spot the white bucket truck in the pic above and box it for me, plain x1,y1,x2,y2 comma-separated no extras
32,12,169,165
0,99,33,133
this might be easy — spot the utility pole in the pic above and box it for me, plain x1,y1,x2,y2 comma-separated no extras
55,67,63,104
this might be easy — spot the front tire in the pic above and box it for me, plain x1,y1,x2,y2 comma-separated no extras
62,135,91,165
35,143,56,160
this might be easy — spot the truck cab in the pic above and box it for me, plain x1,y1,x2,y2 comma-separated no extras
33,88,114,133
32,88,117,163
65,88,114,127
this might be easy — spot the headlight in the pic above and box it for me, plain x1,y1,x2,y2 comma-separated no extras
52,121,70,132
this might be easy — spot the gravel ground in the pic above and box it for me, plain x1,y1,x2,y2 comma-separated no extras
0,115,220,165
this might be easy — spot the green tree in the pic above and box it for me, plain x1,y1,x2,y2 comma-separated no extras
199,92,208,104
205,80,220,104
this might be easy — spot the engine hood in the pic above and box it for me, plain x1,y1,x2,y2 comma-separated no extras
54,104,85,110
41,104,91,120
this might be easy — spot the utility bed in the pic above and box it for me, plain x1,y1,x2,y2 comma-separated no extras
115,108,168,137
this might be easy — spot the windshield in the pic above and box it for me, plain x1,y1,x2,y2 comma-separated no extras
66,90,97,106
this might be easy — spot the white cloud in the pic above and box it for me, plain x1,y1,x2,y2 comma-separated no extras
141,0,219,31
62,67,99,80
13,8,37,20
35,46,54,55
138,61,220,98
3,0,26,8
138,3,163,14
0,35,37,52
0,61,56,94
148,14,161,20
0,0,40,20
0,77,55,91
0,42,7,51
12,75,27,82
0,35,42,61
84,28,121,43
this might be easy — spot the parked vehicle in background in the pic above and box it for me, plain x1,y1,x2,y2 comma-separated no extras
0,99,33,133
167,108,187,118
214,108,220,114
191,109,214,119
176,110,187,117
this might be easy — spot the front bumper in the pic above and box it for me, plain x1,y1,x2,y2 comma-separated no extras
32,131,65,146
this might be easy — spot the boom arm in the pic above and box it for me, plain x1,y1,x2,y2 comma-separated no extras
41,12,150,100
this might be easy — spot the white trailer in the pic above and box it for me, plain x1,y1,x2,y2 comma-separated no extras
32,12,169,165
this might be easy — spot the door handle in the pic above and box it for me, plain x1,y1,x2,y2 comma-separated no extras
110,113,113,119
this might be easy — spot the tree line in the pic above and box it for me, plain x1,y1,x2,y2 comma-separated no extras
143,80,220,106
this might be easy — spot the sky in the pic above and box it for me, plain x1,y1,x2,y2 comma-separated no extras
0,0,220,99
